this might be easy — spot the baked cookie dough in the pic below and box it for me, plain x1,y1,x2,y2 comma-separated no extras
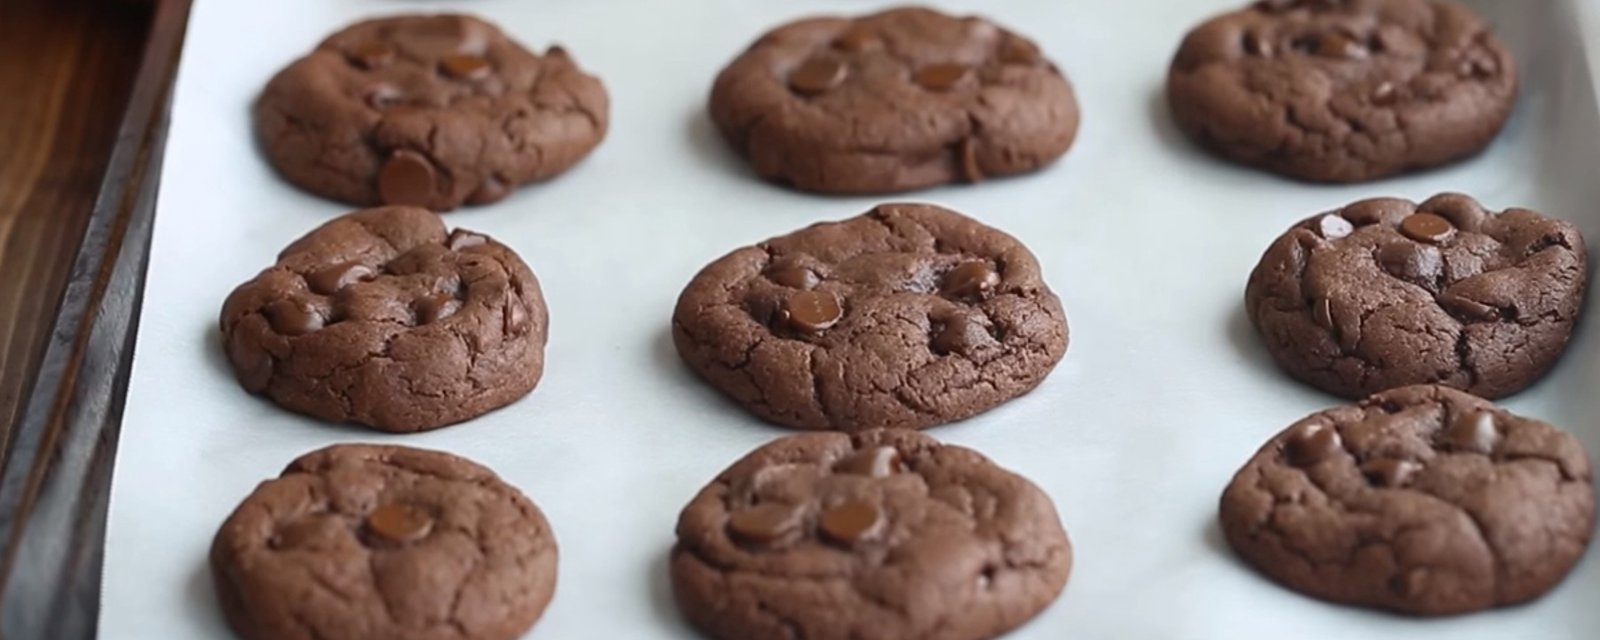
710,6,1079,193
221,206,547,432
1220,385,1595,615
1168,0,1517,182
1246,194,1586,399
257,14,608,210
211,444,558,640
672,202,1068,431
672,429,1071,639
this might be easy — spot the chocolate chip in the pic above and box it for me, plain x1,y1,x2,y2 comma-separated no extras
784,290,842,332
269,520,328,551
1445,410,1498,454
914,63,971,91
942,262,1000,300
447,229,488,251
306,261,374,295
1285,423,1341,467
1460,55,1497,79
366,84,403,110
819,501,883,546
413,293,461,325
768,267,819,290
440,54,492,81
833,26,878,52
264,299,324,336
932,316,991,355
1316,214,1353,239
226,330,272,392
349,42,394,69
1372,81,1397,106
1361,458,1421,487
1000,37,1042,65
504,297,530,335
1311,298,1335,330
727,503,801,546
834,446,905,478
789,58,847,96
1313,33,1366,59
1439,292,1500,322
365,503,433,544
1399,213,1455,244
1378,242,1442,286
957,138,983,183
1243,31,1275,56
378,150,437,207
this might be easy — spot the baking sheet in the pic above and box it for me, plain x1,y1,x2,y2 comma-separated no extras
100,0,1600,637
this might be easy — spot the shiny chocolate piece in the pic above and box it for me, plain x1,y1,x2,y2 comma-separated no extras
366,503,434,544
784,290,843,332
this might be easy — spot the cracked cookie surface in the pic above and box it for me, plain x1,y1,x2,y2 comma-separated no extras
1246,193,1586,400
221,206,548,432
1220,385,1595,615
709,6,1079,194
210,444,558,640
672,429,1071,640
672,202,1068,431
257,14,608,211
1167,0,1516,183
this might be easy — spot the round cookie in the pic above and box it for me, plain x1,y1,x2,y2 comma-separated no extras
672,202,1068,431
1167,0,1517,183
211,444,558,640
672,429,1071,640
221,206,548,432
1246,193,1587,400
257,14,608,211
1220,385,1595,615
709,7,1079,194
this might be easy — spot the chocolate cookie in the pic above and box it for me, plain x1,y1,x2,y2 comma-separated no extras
221,206,547,432
672,429,1071,639
1246,194,1587,400
672,203,1068,431
211,444,558,640
1167,0,1517,182
709,7,1079,194
1220,385,1595,615
257,14,608,211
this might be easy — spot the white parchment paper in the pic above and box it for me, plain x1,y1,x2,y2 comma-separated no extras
101,0,1600,637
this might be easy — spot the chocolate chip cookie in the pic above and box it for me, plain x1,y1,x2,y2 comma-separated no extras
1246,194,1587,400
211,444,558,640
257,14,608,211
1220,385,1595,615
672,203,1068,431
1167,0,1517,183
709,7,1080,194
221,206,547,432
672,429,1071,639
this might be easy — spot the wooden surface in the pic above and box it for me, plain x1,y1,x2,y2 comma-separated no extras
0,0,150,466
0,0,187,638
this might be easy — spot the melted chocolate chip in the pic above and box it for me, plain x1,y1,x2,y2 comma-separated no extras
790,58,847,96
306,261,374,295
727,503,801,546
834,447,905,478
1286,423,1341,467
366,503,433,544
784,290,842,332
819,501,883,546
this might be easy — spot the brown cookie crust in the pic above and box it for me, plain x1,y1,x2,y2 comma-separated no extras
1220,385,1595,615
210,444,558,640
672,203,1068,431
710,7,1079,194
1246,194,1587,400
221,206,548,432
257,14,608,211
672,429,1071,640
1167,0,1516,182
